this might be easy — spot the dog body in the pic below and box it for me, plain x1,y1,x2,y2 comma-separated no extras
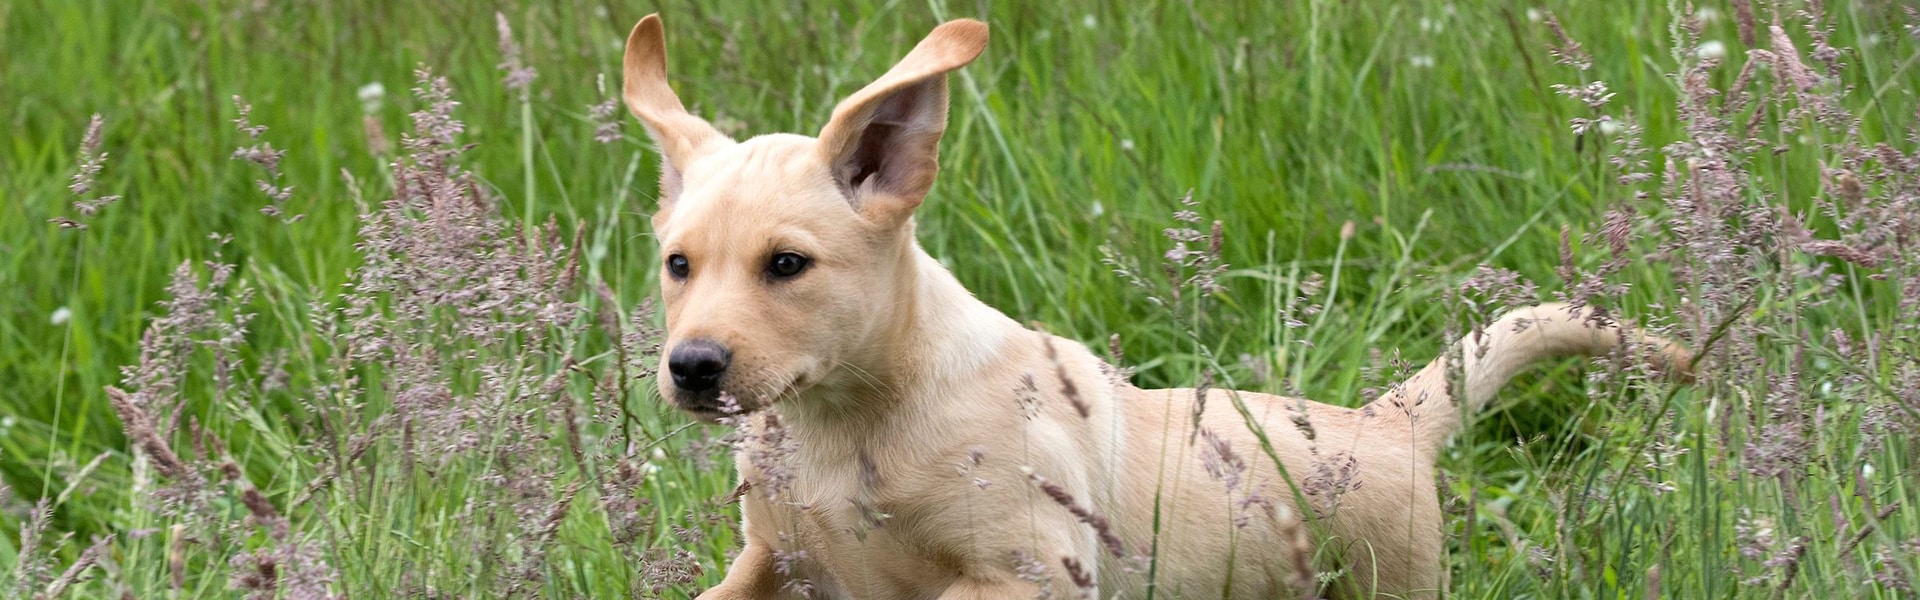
621,14,1686,599
706,257,1319,598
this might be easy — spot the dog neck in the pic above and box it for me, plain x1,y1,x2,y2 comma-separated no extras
784,235,1025,427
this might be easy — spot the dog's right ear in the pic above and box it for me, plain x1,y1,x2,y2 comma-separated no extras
624,13,731,219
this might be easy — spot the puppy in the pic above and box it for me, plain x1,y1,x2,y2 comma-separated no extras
621,14,1688,599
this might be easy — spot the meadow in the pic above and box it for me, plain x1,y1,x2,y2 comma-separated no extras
2,0,1917,597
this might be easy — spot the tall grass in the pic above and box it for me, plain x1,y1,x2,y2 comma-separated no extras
2,0,1916,597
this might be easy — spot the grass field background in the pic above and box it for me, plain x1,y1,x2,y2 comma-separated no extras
3,0,1918,597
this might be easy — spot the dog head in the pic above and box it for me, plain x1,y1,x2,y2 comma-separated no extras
622,14,988,419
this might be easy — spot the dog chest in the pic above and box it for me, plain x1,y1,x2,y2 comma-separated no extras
734,436,999,597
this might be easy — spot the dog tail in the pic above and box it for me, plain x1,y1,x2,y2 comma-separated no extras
1372,303,1693,456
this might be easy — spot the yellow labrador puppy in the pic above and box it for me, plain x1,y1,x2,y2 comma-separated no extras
622,14,1687,599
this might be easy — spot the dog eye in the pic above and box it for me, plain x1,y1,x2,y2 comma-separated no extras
767,252,810,278
666,254,690,279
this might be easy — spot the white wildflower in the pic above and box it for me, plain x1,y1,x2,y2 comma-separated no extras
357,82,386,114
1696,40,1727,61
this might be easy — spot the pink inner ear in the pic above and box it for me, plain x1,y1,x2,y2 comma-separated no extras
658,155,685,205
830,77,948,208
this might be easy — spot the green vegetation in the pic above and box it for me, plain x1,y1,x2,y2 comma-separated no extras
2,0,1916,597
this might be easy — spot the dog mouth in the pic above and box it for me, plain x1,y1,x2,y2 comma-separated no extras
674,375,805,423
678,404,731,423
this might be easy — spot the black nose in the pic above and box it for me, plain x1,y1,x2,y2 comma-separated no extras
668,339,731,392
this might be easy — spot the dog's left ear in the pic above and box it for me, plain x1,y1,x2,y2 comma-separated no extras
816,18,988,224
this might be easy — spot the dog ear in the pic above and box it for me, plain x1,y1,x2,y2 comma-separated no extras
816,18,987,223
624,14,731,217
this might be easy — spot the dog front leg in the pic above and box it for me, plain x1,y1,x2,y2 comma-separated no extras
695,542,783,600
